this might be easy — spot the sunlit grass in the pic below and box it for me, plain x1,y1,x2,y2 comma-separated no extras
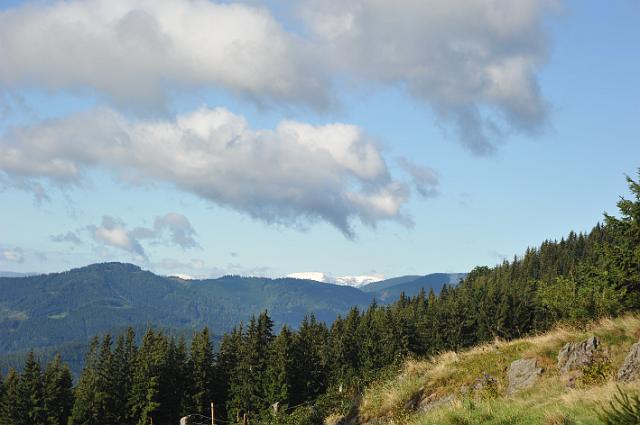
353,315,640,424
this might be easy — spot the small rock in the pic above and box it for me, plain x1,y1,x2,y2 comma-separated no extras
617,341,640,382
507,358,543,394
418,393,456,412
403,388,424,411
471,373,498,392
557,336,600,374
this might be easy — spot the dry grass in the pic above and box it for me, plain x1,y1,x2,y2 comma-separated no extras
354,314,640,425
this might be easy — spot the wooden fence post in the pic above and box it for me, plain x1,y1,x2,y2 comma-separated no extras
211,402,216,425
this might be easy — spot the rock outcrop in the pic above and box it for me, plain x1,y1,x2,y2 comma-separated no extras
507,358,543,394
557,336,600,373
418,393,456,412
617,341,640,382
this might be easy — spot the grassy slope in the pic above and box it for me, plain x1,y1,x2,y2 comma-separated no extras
347,315,640,425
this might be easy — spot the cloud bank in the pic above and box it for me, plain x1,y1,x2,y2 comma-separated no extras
0,0,327,108
298,0,555,153
0,0,555,152
0,107,409,236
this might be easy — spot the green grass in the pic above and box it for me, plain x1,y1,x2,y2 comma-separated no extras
347,315,640,425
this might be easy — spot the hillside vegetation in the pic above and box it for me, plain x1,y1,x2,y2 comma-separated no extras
345,314,640,425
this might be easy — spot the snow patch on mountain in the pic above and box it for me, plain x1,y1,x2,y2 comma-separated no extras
286,272,384,288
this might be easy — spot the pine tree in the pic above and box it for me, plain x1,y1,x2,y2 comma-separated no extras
130,329,162,425
111,329,137,425
293,315,328,404
188,327,215,417
1,369,27,425
43,355,74,425
228,312,274,420
216,325,242,421
265,326,295,408
21,351,46,425
70,337,101,425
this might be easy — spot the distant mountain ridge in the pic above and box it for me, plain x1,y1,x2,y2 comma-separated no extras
0,271,38,278
0,263,464,373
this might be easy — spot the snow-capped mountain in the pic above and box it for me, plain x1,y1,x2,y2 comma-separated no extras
286,272,384,288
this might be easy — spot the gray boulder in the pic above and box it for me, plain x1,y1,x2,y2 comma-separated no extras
617,341,640,382
507,358,543,394
418,393,456,412
557,336,600,374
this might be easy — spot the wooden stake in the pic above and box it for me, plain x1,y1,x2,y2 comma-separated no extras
211,402,216,425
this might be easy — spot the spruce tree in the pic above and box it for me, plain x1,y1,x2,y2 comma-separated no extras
43,355,74,425
70,337,100,425
188,327,215,417
111,329,137,425
293,315,328,404
264,326,295,409
1,369,27,425
216,325,243,421
21,351,46,425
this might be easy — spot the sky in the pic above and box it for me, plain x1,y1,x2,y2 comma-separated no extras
0,0,638,279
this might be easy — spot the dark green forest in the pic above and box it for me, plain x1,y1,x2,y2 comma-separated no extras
1,171,639,425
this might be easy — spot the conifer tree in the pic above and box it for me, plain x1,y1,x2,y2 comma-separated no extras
21,351,46,425
216,325,242,421
70,337,100,425
264,325,295,408
130,329,163,425
111,329,137,425
188,327,215,417
293,315,328,404
1,369,27,425
43,354,74,425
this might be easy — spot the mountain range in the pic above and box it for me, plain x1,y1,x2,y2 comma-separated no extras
0,262,463,372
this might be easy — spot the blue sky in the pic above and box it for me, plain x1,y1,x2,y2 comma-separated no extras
0,0,638,279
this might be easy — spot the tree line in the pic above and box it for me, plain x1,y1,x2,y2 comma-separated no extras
1,171,639,425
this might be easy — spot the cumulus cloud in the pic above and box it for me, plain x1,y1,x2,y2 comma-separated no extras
86,213,198,258
0,107,409,236
1,247,24,263
0,0,328,108
0,0,556,151
297,0,555,153
88,216,147,258
397,157,439,198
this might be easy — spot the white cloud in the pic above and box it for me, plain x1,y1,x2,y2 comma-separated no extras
297,0,556,153
0,107,409,236
89,216,146,258
1,247,24,263
0,0,556,152
83,213,199,258
0,0,328,108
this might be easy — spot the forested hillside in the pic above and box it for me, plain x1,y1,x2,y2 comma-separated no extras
0,171,638,425
0,263,459,375
0,265,375,356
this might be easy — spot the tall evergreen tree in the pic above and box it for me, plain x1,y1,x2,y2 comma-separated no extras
187,327,215,417
70,337,101,425
43,355,74,425
21,351,46,425
1,369,27,425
